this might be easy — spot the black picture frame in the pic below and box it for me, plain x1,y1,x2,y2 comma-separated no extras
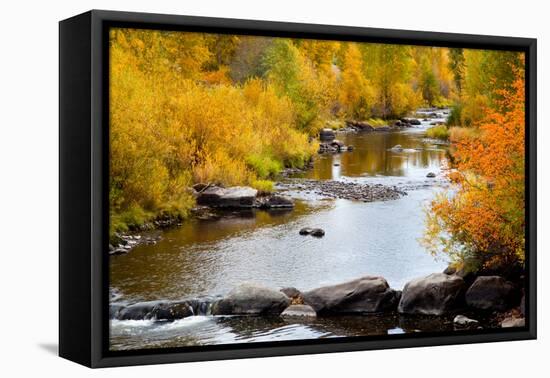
59,9,537,368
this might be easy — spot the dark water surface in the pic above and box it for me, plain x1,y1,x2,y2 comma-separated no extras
110,114,453,350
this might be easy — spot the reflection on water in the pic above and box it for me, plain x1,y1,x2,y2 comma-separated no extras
304,127,447,180
110,118,453,349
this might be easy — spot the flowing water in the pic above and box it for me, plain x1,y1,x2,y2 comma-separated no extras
110,112,454,350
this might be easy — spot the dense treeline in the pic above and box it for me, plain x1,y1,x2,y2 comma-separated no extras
110,26,525,259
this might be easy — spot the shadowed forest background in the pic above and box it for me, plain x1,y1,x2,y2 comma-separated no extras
109,28,525,273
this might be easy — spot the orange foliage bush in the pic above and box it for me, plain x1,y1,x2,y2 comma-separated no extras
424,65,525,272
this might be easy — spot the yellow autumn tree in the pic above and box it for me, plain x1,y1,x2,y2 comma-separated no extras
339,43,375,119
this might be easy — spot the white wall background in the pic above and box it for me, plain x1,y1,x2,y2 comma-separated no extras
0,0,546,376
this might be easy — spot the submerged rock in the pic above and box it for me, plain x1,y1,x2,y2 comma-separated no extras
398,273,465,315
310,228,325,237
211,283,290,315
426,172,436,178
281,304,317,318
149,301,195,320
465,276,517,311
299,227,313,235
302,276,399,315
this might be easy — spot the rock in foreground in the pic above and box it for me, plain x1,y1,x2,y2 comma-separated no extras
398,273,465,315
303,276,399,315
465,276,517,311
212,283,290,315
114,300,197,320
116,301,162,320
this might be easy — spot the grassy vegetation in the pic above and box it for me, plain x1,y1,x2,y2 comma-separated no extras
251,179,275,195
367,118,389,127
426,124,450,140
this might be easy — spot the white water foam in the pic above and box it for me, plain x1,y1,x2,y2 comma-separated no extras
160,315,212,330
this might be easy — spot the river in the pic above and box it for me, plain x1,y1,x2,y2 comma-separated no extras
110,111,453,350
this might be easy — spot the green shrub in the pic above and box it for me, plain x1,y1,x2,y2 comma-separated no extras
447,103,463,126
252,179,275,194
426,124,450,140
367,118,388,127
110,205,152,235
246,154,283,179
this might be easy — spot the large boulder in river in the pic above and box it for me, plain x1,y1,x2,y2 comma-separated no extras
211,283,290,315
149,301,195,320
196,186,258,208
319,128,336,141
398,273,466,315
302,276,399,315
115,300,197,320
116,301,162,320
109,303,125,319
465,276,517,311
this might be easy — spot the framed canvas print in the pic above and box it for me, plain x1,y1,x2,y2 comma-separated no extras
59,10,537,368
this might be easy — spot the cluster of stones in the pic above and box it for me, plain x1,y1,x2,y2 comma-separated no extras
394,118,422,128
281,179,406,202
342,121,392,132
109,234,159,256
110,272,525,329
318,129,353,154
298,227,325,237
